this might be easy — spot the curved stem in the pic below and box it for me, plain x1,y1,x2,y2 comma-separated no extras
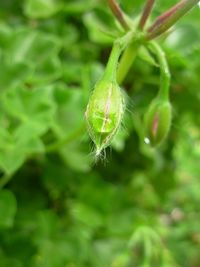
149,41,171,100
116,32,145,85
104,31,139,83
46,124,85,153
103,40,123,81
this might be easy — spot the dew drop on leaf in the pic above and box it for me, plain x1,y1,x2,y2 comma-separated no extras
144,137,150,144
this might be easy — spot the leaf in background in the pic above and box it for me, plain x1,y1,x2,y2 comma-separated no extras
165,24,200,55
7,28,61,63
2,86,55,135
0,190,17,228
14,124,45,154
70,202,103,228
2,28,62,83
0,61,33,90
60,141,93,172
0,125,44,174
0,23,12,48
63,0,96,15
52,84,84,137
0,128,26,174
83,12,116,44
173,115,200,178
49,82,93,171
24,0,62,19
0,85,54,173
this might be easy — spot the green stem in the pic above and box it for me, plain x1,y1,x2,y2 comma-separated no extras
104,31,137,82
0,173,12,188
103,41,122,81
46,124,85,153
116,41,140,85
149,41,171,100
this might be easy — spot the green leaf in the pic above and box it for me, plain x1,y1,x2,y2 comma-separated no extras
0,190,17,228
0,125,44,174
4,28,62,83
0,23,12,48
60,142,92,172
63,0,96,14
0,60,33,90
70,202,103,228
83,12,116,44
2,86,55,135
14,124,45,154
52,85,84,138
0,128,26,174
7,28,61,63
24,0,62,19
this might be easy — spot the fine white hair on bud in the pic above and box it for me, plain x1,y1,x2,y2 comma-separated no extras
85,79,125,156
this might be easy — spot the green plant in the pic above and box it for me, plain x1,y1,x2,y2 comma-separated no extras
0,1,200,267
85,0,199,155
85,40,125,156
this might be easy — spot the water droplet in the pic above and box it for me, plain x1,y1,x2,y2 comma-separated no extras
144,137,150,144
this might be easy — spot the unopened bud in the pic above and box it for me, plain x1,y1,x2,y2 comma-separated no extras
85,79,124,155
144,99,172,146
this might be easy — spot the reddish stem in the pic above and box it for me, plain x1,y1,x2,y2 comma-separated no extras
108,0,129,30
138,0,156,30
147,0,199,39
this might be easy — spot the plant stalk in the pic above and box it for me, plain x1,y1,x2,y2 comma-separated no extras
105,31,140,84
116,42,140,85
103,40,123,81
149,41,171,100
108,0,130,30
138,0,156,30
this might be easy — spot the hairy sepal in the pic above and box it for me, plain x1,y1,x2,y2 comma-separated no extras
85,80,125,154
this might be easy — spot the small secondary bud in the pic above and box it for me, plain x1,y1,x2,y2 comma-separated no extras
85,79,124,155
144,99,172,146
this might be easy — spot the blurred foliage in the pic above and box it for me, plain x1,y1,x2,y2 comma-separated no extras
0,0,200,266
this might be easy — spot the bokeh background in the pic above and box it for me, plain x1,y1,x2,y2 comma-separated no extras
0,0,200,266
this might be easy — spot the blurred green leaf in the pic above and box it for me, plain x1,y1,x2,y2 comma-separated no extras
2,86,55,135
83,11,117,44
0,190,17,228
70,202,103,228
24,0,62,19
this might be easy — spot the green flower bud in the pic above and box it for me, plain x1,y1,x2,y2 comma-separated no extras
85,79,124,155
144,99,172,146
